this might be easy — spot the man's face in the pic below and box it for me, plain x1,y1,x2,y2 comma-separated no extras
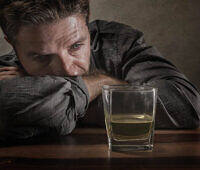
14,15,91,76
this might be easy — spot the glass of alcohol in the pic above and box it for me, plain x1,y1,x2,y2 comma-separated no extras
102,85,157,151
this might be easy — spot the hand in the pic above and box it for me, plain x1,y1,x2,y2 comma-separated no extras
0,66,26,81
83,71,127,102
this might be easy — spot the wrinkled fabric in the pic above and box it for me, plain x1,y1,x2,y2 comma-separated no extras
0,75,89,140
80,20,200,129
0,20,200,141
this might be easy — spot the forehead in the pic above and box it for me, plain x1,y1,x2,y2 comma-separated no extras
16,15,87,49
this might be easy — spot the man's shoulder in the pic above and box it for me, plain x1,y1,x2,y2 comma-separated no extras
88,20,143,37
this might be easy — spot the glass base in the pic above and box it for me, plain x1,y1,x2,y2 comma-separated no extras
109,142,153,152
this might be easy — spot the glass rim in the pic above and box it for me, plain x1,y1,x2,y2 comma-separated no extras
102,84,157,92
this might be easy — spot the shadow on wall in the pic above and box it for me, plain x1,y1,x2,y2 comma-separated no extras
90,0,200,89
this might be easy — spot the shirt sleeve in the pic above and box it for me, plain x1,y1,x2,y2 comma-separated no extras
0,50,20,67
0,55,89,140
116,24,200,129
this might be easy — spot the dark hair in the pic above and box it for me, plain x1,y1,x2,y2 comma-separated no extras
0,0,90,43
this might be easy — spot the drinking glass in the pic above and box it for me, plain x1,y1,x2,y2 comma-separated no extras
102,85,157,151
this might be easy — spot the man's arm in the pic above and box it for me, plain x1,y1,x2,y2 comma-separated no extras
0,73,125,140
0,75,89,140
116,25,200,129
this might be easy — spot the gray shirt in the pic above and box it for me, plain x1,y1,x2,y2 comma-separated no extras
0,20,200,141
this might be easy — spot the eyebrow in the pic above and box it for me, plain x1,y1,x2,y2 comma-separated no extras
69,35,88,44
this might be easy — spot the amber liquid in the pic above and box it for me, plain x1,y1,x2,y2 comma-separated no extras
109,114,153,141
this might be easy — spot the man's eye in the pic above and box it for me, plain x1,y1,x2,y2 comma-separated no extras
33,55,45,60
32,55,50,62
70,43,82,50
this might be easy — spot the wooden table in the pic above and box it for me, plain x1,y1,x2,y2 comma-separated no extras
0,128,200,170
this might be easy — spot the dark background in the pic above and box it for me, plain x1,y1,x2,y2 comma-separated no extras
0,0,199,89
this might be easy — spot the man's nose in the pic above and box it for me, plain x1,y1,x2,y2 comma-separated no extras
58,50,73,72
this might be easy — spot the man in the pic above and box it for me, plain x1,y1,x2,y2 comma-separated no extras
0,0,199,140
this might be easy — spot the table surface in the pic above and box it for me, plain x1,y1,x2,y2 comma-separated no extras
0,128,200,170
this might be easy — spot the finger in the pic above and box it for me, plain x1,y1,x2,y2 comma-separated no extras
0,75,17,81
0,66,19,72
0,70,20,76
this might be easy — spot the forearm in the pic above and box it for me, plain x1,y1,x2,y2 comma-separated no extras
0,76,89,140
82,72,127,102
